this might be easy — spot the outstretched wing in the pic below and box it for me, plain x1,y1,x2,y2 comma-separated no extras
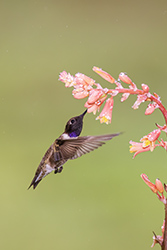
54,133,120,161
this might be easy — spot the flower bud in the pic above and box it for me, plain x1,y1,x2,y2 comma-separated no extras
145,103,155,115
155,179,164,193
141,174,158,193
119,72,133,85
142,84,149,93
93,66,115,83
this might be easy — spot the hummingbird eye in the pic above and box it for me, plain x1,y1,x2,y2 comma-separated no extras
70,119,75,124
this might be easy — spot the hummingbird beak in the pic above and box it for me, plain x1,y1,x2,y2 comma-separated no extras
80,109,87,118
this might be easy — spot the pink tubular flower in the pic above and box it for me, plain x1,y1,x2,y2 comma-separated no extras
130,129,161,157
141,129,161,142
145,103,156,115
141,174,166,204
140,129,161,152
87,89,104,104
72,88,89,99
93,66,115,84
121,93,130,102
145,101,159,115
75,73,95,87
132,94,147,109
85,90,107,114
141,174,158,193
141,84,149,93
84,103,98,114
72,73,95,99
85,95,107,114
155,179,164,194
129,141,151,158
96,97,114,124
59,71,76,87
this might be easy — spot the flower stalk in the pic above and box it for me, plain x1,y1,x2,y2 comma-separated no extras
162,203,167,250
59,66,167,248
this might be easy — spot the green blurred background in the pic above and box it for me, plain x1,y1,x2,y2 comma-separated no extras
1,0,167,249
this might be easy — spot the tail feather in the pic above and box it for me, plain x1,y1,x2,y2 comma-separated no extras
28,167,43,189
28,163,54,190
28,176,41,190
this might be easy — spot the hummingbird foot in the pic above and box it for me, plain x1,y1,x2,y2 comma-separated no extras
54,166,63,174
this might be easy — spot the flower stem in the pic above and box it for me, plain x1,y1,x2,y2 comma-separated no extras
162,200,167,250
149,94,167,125
108,88,144,95
108,87,167,125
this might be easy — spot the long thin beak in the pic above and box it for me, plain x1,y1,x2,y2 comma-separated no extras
80,109,87,118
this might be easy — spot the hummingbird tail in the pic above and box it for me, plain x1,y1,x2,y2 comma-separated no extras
28,176,42,190
28,163,54,190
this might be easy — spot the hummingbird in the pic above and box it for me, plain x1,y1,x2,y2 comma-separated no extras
28,110,120,189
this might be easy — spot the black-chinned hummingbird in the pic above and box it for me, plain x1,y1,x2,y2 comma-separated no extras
28,110,120,189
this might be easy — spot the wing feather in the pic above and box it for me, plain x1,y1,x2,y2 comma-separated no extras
59,133,120,160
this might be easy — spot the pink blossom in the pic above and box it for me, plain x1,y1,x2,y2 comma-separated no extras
96,97,114,124
145,103,155,115
130,130,161,157
71,73,95,99
140,129,161,151
155,179,164,193
87,89,104,104
141,174,166,204
141,84,149,93
72,88,89,99
59,71,76,87
85,93,107,114
85,103,99,114
75,73,95,86
121,93,130,102
142,129,161,142
93,66,115,84
129,141,151,158
141,174,158,193
145,101,159,115
132,94,147,109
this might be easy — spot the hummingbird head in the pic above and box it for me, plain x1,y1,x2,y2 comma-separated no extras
65,110,87,137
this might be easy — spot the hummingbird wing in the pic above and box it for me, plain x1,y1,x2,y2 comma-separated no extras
29,133,120,189
54,133,120,160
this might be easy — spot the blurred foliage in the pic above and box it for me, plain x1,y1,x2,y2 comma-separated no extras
1,0,167,249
